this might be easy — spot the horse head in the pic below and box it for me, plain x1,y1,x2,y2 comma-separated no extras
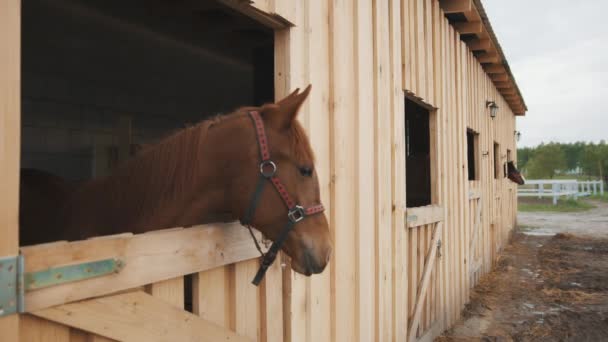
507,161,525,185
230,85,332,280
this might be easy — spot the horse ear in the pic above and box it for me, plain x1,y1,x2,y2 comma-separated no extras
276,88,300,105
263,85,312,130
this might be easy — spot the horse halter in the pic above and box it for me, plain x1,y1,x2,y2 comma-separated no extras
241,111,325,286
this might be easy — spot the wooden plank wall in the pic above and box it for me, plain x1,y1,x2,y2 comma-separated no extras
276,0,518,340
3,1,520,341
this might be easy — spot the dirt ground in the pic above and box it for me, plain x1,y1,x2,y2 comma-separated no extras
437,201,608,342
518,199,608,238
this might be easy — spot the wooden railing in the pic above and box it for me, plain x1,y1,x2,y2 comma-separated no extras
518,179,604,205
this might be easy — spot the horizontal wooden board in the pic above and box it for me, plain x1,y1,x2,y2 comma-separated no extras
21,223,266,312
32,291,252,342
406,205,445,228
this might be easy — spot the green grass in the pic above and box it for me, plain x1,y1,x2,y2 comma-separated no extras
588,193,608,203
518,198,596,213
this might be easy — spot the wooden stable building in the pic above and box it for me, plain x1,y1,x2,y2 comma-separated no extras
0,0,526,341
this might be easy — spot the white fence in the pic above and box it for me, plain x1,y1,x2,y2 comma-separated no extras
518,179,605,205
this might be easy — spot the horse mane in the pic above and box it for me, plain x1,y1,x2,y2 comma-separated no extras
92,110,244,212
82,104,315,219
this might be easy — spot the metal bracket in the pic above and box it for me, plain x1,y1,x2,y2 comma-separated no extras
0,256,124,317
0,255,24,317
24,258,124,291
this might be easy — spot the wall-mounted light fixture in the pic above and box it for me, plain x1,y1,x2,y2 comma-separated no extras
486,100,499,119
514,130,521,142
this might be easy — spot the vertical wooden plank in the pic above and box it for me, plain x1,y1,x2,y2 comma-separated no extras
330,0,357,341
431,1,448,331
389,0,406,339
192,267,231,327
234,259,260,341
235,259,261,341
424,0,434,103
260,260,283,342
373,0,393,341
69,329,87,342
145,277,185,308
304,0,331,341
20,316,70,342
355,0,376,341
0,0,20,340
447,21,458,325
274,2,309,340
402,0,412,91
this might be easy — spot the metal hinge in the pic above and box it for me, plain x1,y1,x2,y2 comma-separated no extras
0,256,124,317
0,255,24,317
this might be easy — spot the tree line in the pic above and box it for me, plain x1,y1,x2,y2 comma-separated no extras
518,141,608,184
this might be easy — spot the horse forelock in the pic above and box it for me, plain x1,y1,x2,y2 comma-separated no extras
289,120,316,166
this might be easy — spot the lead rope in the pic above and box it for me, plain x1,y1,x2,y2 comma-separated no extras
245,223,266,257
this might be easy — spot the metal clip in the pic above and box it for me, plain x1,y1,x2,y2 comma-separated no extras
288,205,306,223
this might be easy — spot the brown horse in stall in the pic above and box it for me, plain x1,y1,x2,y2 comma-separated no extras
506,161,525,185
19,86,332,281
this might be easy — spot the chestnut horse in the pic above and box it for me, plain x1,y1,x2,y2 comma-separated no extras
19,86,332,278
506,161,525,185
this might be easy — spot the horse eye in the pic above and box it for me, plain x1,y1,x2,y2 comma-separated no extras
299,167,313,177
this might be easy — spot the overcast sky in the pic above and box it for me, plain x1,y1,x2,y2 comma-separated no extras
483,0,608,147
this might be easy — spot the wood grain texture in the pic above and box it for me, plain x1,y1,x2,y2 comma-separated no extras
32,291,252,342
21,223,264,312
19,315,70,342
0,0,20,340
14,0,521,341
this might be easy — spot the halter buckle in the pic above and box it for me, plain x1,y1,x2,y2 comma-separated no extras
260,160,277,178
287,205,306,223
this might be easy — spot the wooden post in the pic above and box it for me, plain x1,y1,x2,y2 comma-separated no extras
601,181,604,195
552,183,558,205
593,181,597,195
0,0,21,339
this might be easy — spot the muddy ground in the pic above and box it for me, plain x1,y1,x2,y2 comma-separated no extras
437,201,608,342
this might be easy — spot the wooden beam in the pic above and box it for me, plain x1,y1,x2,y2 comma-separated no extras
406,205,445,228
453,21,482,34
0,0,21,339
407,222,443,341
500,89,517,96
484,64,505,74
494,81,512,89
32,291,252,342
21,223,267,312
468,38,491,51
439,0,471,14
491,73,509,82
478,52,500,64
462,4,482,22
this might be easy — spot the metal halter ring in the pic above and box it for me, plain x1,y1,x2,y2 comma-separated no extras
260,160,277,178
287,205,306,223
